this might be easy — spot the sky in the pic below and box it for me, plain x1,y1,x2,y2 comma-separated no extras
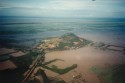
0,0,125,18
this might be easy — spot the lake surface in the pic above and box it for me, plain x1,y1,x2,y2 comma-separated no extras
0,17,125,48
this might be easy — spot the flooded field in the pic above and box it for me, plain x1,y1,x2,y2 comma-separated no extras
45,46,125,83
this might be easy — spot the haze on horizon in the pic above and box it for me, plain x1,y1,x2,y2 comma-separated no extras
0,0,125,18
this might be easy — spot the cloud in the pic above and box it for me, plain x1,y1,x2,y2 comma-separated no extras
0,0,125,18
46,0,98,10
0,0,97,10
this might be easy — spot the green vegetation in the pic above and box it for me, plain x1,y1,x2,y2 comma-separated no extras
37,33,91,51
43,59,64,65
49,75,66,83
0,67,28,83
112,64,125,83
50,77,66,83
90,66,112,83
11,50,41,67
42,64,77,74
90,64,125,83
0,49,45,83
41,59,77,74
57,33,91,50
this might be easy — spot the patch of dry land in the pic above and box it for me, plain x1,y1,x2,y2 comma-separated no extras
44,46,125,83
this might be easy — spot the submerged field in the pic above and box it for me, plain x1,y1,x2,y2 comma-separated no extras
44,46,125,83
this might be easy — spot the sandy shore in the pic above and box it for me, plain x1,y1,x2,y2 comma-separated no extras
44,46,125,83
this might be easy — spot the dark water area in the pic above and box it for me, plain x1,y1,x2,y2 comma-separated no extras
0,17,125,48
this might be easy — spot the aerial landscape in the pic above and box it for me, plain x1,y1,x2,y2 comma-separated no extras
0,0,125,83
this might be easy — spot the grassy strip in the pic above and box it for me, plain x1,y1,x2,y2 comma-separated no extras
42,64,77,74
43,59,64,65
